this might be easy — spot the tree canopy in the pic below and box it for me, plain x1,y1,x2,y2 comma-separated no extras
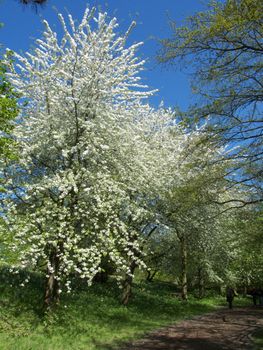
160,0,263,197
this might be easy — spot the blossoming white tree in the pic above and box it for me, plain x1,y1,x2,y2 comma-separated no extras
5,7,162,308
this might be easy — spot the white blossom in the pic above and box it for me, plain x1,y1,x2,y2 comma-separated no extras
5,7,160,293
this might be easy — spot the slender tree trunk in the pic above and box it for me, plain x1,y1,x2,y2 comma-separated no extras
121,260,137,305
219,284,225,296
146,269,158,282
180,234,188,300
241,276,248,297
44,250,60,311
197,266,205,299
243,285,247,297
121,224,157,305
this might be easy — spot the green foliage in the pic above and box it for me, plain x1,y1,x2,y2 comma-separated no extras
145,142,237,295
0,51,19,161
228,205,263,286
0,268,233,350
0,51,19,264
160,0,263,186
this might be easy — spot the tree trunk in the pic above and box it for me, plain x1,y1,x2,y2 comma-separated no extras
241,276,248,297
197,266,205,299
121,260,137,305
219,284,225,296
121,224,157,305
44,250,60,311
180,234,188,300
146,269,157,282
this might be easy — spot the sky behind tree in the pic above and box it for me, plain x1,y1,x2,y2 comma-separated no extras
0,0,207,109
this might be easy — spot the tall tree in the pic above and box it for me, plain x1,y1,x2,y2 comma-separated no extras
5,7,157,309
160,0,263,197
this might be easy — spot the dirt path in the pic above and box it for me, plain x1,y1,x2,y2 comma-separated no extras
121,307,263,350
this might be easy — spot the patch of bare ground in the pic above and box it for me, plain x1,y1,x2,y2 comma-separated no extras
121,307,263,350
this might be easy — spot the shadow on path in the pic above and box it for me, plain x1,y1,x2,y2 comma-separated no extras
120,307,263,350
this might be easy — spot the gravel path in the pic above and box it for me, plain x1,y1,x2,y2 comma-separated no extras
121,307,263,350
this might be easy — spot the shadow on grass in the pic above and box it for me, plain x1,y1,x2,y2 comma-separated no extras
0,266,45,313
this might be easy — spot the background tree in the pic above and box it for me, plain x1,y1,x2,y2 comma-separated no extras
137,107,239,299
228,204,263,290
160,0,263,197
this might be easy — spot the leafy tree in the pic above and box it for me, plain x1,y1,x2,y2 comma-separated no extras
143,117,245,299
160,148,229,299
229,204,263,289
146,192,245,299
160,0,263,195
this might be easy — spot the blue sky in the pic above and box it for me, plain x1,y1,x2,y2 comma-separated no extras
0,0,207,110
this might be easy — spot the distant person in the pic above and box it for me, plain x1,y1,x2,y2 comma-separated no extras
226,287,237,309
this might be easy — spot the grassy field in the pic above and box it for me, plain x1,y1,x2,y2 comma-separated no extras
0,268,252,350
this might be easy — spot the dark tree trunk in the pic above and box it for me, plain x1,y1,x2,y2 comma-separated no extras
93,271,109,283
146,269,158,282
44,250,60,311
121,260,137,305
121,224,158,305
180,234,188,300
241,276,248,297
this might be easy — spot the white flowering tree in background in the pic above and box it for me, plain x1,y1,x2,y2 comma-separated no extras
4,7,163,309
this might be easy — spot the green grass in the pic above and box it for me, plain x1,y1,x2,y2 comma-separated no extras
0,268,252,350
252,329,263,350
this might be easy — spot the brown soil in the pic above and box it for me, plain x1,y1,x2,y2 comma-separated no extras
121,307,263,350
